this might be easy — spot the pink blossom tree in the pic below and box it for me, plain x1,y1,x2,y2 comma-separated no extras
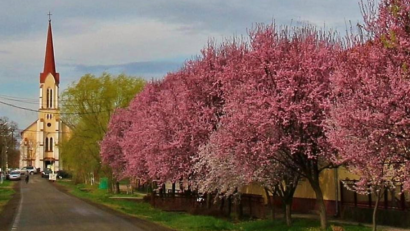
120,43,228,189
100,108,131,179
364,0,410,190
328,1,410,230
194,130,300,226
328,42,403,231
194,25,339,229
120,82,163,184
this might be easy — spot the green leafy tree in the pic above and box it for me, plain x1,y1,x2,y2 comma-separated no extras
60,73,145,183
0,117,19,170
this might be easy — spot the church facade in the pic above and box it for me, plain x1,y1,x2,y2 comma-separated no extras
20,19,70,172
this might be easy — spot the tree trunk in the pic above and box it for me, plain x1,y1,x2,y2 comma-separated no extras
310,181,327,230
161,184,166,198
206,193,211,209
172,183,176,197
115,181,120,194
220,197,225,211
228,196,232,217
159,184,163,198
285,202,292,226
238,198,243,219
372,191,382,231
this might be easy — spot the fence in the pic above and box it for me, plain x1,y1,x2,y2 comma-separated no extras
149,189,266,219
340,180,409,211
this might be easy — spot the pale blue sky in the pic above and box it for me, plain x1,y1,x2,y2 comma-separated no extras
0,0,365,130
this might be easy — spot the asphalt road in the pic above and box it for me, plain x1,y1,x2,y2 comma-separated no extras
5,175,172,231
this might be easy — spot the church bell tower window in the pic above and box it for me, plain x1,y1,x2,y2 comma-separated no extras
46,88,53,109
50,137,53,151
45,137,54,152
45,137,49,151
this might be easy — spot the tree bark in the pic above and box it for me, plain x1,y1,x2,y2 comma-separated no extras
372,191,382,231
172,183,176,197
228,196,232,217
206,193,211,209
310,181,327,230
220,197,225,211
285,202,292,226
115,181,120,194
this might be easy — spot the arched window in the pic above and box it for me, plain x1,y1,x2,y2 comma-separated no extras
46,89,49,108
45,137,49,152
50,89,53,108
46,88,53,109
50,137,53,151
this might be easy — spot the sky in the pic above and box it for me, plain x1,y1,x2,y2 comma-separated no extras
0,0,365,131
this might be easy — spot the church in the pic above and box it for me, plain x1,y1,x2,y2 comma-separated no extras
20,18,70,172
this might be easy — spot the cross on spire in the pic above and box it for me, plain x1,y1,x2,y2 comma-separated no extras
48,11,52,22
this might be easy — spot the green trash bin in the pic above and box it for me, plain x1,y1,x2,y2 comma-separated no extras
99,177,108,189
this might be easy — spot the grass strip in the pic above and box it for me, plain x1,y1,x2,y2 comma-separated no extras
57,181,373,231
0,180,16,213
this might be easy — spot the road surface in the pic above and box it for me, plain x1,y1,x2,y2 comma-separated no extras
2,175,172,231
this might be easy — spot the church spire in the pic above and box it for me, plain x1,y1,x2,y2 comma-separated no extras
40,13,59,84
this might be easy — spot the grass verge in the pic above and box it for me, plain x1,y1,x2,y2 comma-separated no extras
57,181,373,231
0,180,16,213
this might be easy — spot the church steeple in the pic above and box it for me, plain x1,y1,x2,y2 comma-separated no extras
20,12,68,174
40,15,59,85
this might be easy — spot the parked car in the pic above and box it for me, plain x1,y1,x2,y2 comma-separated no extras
8,171,21,181
21,166,36,175
41,168,53,178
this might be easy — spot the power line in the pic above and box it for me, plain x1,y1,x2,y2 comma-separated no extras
0,93,127,103
0,94,38,102
0,96,37,104
0,100,113,115
0,96,105,107
15,129,71,134
0,100,38,113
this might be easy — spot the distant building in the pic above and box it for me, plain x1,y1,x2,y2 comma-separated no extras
20,18,70,172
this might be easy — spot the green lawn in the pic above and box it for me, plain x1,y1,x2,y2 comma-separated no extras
57,181,372,231
0,180,16,213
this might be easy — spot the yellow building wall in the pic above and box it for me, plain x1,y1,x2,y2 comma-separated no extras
293,168,338,200
241,182,269,202
241,166,360,203
22,123,37,142
21,121,39,162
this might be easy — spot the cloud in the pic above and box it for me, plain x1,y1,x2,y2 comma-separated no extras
0,1,364,41
0,0,366,129
72,60,184,79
